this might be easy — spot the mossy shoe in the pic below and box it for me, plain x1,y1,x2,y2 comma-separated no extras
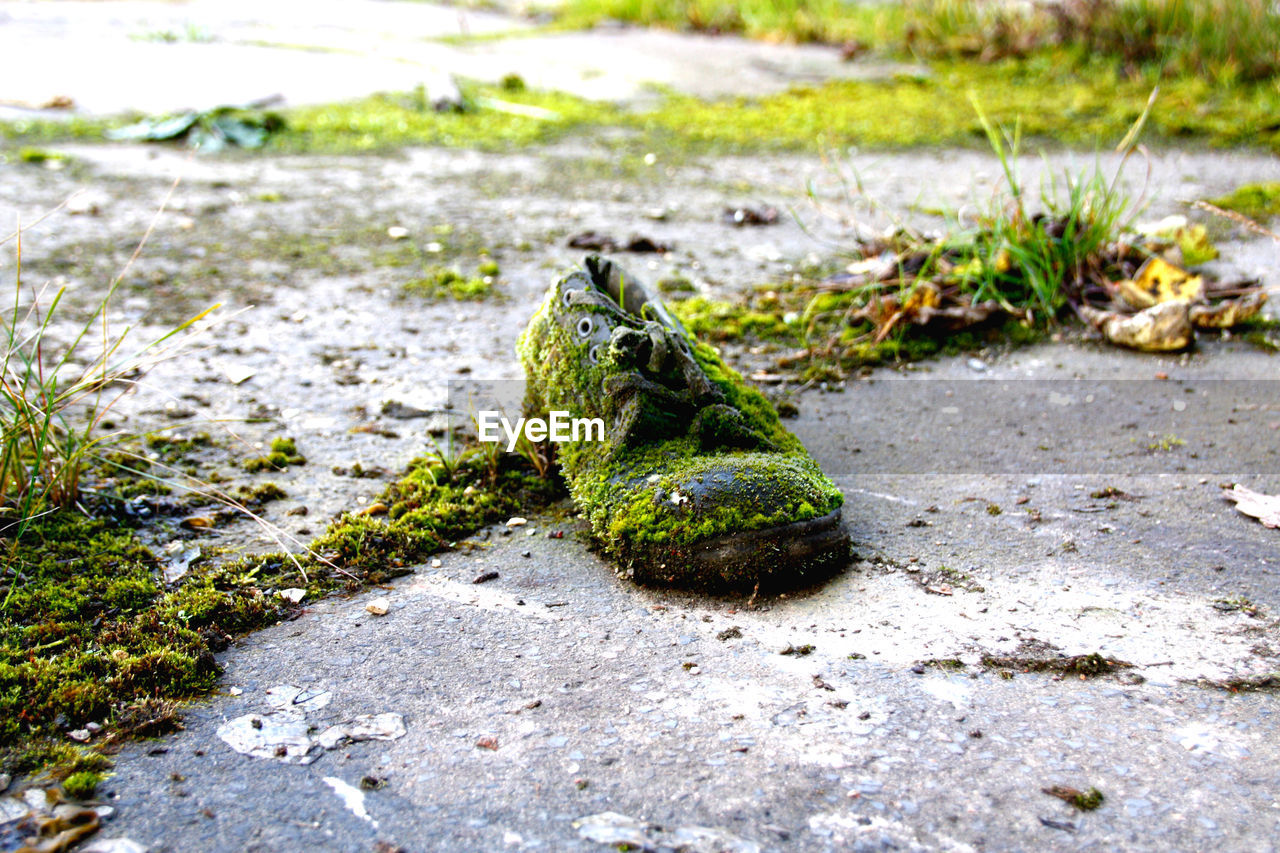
517,255,848,591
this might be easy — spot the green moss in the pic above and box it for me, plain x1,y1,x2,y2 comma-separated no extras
1070,787,1104,811
672,281,1044,377
2,439,562,777
556,0,889,44
635,54,1280,155
0,116,111,146
0,512,212,754
17,147,68,164
270,85,611,154
243,437,306,472
1210,182,1280,222
6,49,1274,158
146,432,212,463
656,275,696,295
1240,317,1280,353
234,482,288,507
669,296,793,341
402,266,498,301
980,652,1132,677
921,658,966,671
61,770,104,799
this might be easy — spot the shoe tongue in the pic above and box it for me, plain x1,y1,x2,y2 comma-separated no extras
584,255,687,335
585,254,723,410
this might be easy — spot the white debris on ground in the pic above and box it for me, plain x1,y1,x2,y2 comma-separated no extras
216,685,404,765
322,777,376,827
573,811,762,853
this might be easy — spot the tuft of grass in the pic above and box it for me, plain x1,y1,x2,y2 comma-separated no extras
939,98,1140,322
555,0,895,43
1,209,217,537
904,0,1280,81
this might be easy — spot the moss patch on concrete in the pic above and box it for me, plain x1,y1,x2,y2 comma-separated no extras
555,0,891,44
1209,182,1280,222
271,85,611,154
668,286,1044,379
0,450,560,779
402,265,499,301
669,296,793,341
4,52,1276,157
242,437,306,473
639,54,1280,154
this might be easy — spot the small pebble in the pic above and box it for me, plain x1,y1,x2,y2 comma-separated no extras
506,517,528,527
365,597,390,616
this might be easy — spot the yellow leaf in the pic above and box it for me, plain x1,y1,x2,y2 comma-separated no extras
1119,257,1203,310
901,281,941,313
1189,291,1268,329
1079,300,1192,352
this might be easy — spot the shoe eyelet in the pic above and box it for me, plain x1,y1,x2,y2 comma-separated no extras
577,316,594,338
588,344,601,364
561,288,575,306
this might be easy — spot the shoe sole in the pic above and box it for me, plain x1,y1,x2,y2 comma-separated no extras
634,507,850,591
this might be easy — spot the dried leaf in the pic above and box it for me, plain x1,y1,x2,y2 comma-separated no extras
1189,290,1268,329
1079,301,1192,352
1117,257,1203,310
915,299,1007,330
1223,485,1280,529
